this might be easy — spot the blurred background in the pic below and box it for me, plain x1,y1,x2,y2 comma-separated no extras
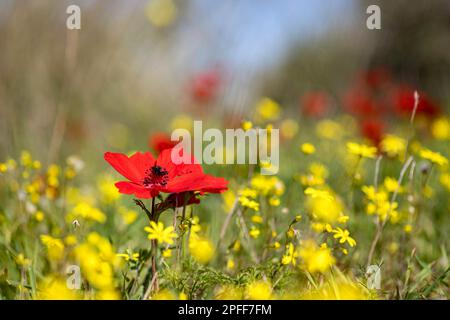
1,0,449,170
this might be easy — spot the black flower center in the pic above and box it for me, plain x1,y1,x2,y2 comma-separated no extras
142,165,169,188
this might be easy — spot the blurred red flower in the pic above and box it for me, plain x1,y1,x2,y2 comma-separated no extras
301,91,329,118
149,132,177,154
392,87,440,117
343,87,380,117
189,69,221,104
104,148,228,199
360,119,384,146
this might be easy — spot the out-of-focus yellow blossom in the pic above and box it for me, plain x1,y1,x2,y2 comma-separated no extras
0,162,7,173
64,234,77,246
37,277,80,300
256,97,280,121
20,151,33,167
15,253,31,267
239,195,259,211
145,221,177,245
242,120,253,131
151,288,176,300
383,177,403,193
301,143,316,155
298,162,329,187
119,206,138,225
249,227,261,239
232,240,241,252
189,235,214,264
347,142,377,159
47,164,60,188
305,188,343,224
222,189,236,213
145,0,177,28
280,119,299,139
246,280,272,300
251,175,285,196
380,134,406,158
96,289,121,300
272,241,281,249
286,227,295,238
431,117,450,140
388,241,399,254
300,279,371,300
281,243,298,266
170,114,193,132
226,258,235,270
116,252,139,262
332,228,356,247
34,210,44,222
216,285,243,300
337,215,349,224
268,196,280,206
404,224,413,233
316,120,344,140
67,202,106,224
162,249,172,258
40,235,64,261
98,175,120,203
251,215,263,224
298,240,335,274
362,186,399,222
74,233,119,290
419,148,448,167
440,173,450,192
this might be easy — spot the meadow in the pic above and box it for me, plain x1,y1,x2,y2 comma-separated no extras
0,1,448,300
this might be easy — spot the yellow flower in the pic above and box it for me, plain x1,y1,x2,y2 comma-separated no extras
281,243,298,266
34,211,44,222
419,148,448,167
96,289,121,300
305,188,342,224
249,227,261,239
98,175,120,203
256,97,280,121
298,240,335,274
144,221,177,245
301,143,316,155
304,187,333,200
280,119,299,139
145,0,177,28
251,215,263,224
246,280,272,300
116,252,139,262
189,236,214,264
251,175,285,196
15,253,31,267
268,196,280,207
37,277,80,300
347,142,377,159
162,249,172,258
119,207,138,225
380,134,406,158
332,228,356,247
383,177,402,193
403,224,413,233
316,120,344,140
216,285,243,300
226,258,235,270
239,196,259,211
0,162,7,173
431,117,450,140
67,202,106,224
64,234,78,246
242,120,253,131
40,235,64,261
222,190,236,213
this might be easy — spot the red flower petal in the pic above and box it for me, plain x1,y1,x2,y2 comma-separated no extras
104,151,155,183
115,181,155,199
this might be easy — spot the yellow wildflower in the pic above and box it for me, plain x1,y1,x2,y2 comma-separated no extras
246,280,272,300
301,143,316,155
347,142,377,159
256,97,280,121
144,221,177,245
419,148,448,166
332,228,356,247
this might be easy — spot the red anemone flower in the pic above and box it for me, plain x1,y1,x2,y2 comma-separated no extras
149,131,177,154
104,148,228,199
301,91,329,118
